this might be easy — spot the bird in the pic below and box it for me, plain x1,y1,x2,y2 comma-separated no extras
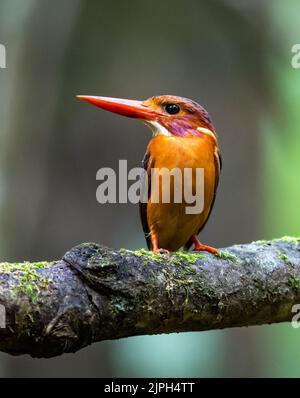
77,94,221,255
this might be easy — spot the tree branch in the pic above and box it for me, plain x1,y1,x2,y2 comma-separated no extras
0,237,300,358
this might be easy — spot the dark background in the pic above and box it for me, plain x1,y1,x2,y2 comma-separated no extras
0,0,299,377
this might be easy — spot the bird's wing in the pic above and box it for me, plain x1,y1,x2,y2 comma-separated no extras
184,149,222,250
139,149,153,249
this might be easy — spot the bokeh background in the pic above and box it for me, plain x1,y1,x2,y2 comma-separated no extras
0,0,299,377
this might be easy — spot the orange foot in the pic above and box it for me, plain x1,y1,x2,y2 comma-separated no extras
151,234,170,254
192,235,220,256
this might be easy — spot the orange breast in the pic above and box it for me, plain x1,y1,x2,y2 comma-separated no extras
146,135,217,251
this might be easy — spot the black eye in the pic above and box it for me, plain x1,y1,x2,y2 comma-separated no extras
165,103,180,115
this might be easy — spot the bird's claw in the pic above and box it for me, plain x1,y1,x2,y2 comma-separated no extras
193,245,220,256
153,248,170,255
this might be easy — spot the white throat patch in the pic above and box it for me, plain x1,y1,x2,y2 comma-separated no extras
144,121,172,137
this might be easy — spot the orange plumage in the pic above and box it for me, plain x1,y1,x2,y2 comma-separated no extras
78,94,221,254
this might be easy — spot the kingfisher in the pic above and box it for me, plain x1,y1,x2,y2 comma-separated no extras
78,94,221,255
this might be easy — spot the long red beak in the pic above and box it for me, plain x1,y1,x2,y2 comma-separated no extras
77,95,158,120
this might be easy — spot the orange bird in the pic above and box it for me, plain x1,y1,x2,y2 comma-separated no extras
78,95,221,255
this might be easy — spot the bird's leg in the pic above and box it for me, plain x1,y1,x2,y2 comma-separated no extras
191,235,219,256
151,234,169,254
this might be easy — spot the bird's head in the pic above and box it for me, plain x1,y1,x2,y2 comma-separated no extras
77,94,216,139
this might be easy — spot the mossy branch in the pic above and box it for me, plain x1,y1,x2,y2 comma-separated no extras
0,237,300,358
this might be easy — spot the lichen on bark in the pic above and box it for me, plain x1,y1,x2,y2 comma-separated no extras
0,237,300,358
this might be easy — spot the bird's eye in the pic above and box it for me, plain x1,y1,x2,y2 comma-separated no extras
165,103,180,115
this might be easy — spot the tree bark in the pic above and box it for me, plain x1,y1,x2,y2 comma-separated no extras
0,237,299,358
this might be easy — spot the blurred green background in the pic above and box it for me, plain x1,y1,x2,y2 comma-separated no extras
0,0,299,377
